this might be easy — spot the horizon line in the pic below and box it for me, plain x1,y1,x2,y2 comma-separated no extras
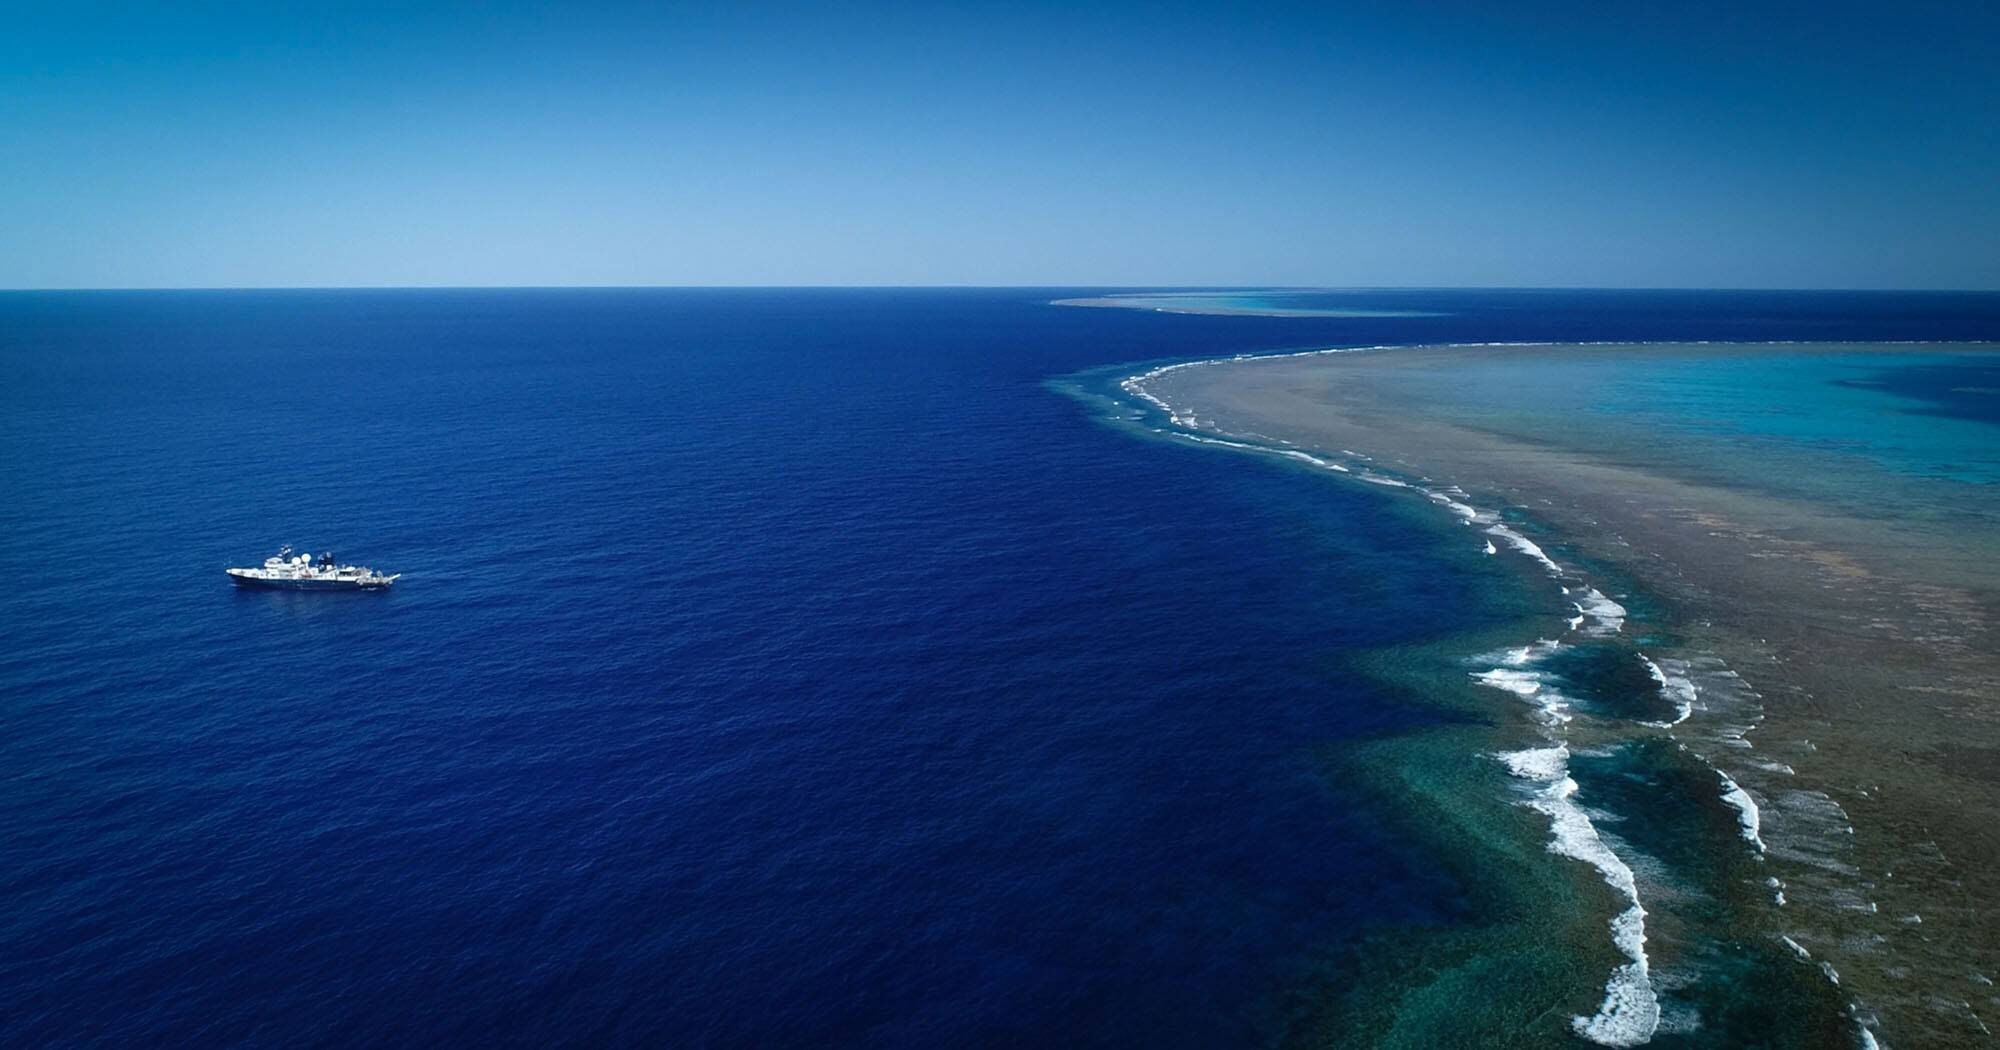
5,284,2000,295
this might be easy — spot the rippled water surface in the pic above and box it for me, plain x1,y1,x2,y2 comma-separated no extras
3,289,1997,1046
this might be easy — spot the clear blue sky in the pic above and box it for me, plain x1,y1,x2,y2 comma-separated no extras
5,1,1996,289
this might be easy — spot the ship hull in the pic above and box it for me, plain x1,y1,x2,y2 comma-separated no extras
227,571,391,591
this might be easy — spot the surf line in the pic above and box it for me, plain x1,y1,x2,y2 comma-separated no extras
1207,439,1664,1042
1118,350,1893,1048
1124,388,1661,1046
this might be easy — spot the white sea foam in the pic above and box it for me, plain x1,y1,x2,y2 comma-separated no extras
1127,345,1857,1049
1169,431,1355,473
1573,588,1628,636
1124,345,1916,1032
1426,490,1497,526
1116,340,1971,416
1272,447,1350,472
1125,364,1610,646
1574,907,1658,1048
1486,524,1565,576
1474,669,1543,697
1474,666,1572,725
1638,656,1696,727
1497,744,1569,781
1486,640,1561,667
1715,770,1767,852
1121,340,1978,457
1496,746,1658,1047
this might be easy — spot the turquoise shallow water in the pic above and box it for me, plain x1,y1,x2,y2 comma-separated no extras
1368,345,2000,518
1061,357,1868,1047
5,289,1997,1047
1070,326,2000,1047
1602,351,2000,484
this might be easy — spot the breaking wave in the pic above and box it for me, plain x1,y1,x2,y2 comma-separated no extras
1117,349,1889,1048
1495,741,1660,1046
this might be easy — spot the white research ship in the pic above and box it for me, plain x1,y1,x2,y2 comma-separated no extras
227,546,399,590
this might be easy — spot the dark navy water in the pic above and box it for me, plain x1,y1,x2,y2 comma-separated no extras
3,289,1997,1047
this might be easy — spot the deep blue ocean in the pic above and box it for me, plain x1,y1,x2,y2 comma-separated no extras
3,289,1998,1047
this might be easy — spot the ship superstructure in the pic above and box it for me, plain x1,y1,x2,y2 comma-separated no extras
227,546,399,590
